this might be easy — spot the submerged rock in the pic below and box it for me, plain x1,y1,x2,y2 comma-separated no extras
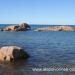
0,46,29,62
1,23,31,31
34,26,75,31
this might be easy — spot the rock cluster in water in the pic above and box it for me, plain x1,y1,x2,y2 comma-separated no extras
0,23,31,31
0,46,29,62
34,26,75,31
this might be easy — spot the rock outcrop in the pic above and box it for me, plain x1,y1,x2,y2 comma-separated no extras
1,23,31,31
34,26,75,31
0,46,29,61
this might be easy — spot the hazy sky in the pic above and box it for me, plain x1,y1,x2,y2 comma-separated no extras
0,0,75,24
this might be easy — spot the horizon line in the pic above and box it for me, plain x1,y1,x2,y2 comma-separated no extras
0,23,75,25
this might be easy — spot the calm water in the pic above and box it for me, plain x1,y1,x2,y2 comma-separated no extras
0,24,75,75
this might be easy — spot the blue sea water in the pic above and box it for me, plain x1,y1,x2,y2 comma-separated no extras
0,24,75,75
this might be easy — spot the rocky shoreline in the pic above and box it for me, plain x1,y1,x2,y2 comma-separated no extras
0,23,31,31
34,26,75,31
0,23,75,32
0,24,75,62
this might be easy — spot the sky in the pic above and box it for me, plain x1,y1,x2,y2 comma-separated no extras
0,0,75,25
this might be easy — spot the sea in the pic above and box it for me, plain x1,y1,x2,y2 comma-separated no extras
0,24,75,75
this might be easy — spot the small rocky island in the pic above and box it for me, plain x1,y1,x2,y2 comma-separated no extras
0,23,31,31
0,46,29,62
0,23,75,32
34,26,75,31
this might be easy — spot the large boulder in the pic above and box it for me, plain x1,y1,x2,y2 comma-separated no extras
0,46,29,61
1,23,31,31
16,23,31,31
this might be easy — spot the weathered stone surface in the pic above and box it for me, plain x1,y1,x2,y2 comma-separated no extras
60,26,74,31
1,23,31,31
34,26,75,31
3,26,16,31
0,46,29,61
